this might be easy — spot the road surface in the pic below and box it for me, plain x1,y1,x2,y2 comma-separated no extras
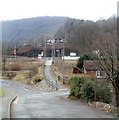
1,79,115,118
0,61,116,118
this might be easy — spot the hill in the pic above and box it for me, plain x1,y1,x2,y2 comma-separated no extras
3,16,116,57
2,16,69,46
55,17,116,53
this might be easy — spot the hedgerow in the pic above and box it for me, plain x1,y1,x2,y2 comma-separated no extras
69,75,112,103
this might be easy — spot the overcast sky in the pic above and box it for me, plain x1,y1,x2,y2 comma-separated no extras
0,0,118,21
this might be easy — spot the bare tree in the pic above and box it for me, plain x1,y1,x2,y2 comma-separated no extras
94,30,119,115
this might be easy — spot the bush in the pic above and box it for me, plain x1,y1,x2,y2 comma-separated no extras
34,77,42,84
8,64,21,71
28,67,38,78
6,72,17,79
76,53,95,69
69,75,112,103
5,63,42,71
95,80,112,103
82,81,95,102
70,75,95,102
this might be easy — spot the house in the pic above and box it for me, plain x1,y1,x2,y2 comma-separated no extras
23,42,30,46
72,67,82,74
83,60,106,79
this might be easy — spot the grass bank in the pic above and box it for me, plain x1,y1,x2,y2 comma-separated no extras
0,88,4,97
2,57,44,85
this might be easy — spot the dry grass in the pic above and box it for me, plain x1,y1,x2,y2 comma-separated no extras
52,61,76,85
54,61,76,78
2,58,44,85
12,64,44,85
5,62,42,71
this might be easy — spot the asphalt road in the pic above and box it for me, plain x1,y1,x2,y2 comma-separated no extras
0,62,116,118
1,79,115,118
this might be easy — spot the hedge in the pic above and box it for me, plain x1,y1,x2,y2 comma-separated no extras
69,75,112,103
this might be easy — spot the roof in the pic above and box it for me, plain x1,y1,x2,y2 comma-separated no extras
84,60,100,71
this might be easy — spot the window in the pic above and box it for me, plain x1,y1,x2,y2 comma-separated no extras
96,71,106,78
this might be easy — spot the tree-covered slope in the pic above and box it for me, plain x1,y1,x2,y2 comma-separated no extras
2,16,68,45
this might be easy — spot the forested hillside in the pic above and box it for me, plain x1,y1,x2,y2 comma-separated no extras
55,17,116,53
3,16,116,56
2,16,68,47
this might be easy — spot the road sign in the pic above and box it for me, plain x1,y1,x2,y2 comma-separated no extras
13,49,16,55
38,54,42,61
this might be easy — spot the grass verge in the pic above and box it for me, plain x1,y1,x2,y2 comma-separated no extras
0,88,4,97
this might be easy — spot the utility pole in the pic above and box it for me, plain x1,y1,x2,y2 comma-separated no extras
62,37,65,84
117,15,119,72
51,39,55,63
44,35,54,62
2,45,6,77
53,39,56,62
51,40,54,61
0,23,2,78
44,35,47,62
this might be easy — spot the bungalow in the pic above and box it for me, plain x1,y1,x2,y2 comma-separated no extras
83,60,106,79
